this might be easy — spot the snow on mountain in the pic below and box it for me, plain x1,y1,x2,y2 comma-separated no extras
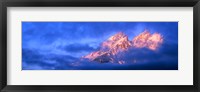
83,30,163,64
132,30,163,50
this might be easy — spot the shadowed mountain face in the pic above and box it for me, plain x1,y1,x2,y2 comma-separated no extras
83,30,163,64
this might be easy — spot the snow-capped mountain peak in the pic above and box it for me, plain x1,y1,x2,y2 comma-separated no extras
83,30,163,64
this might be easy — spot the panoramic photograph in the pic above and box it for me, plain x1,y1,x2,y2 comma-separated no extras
22,22,178,70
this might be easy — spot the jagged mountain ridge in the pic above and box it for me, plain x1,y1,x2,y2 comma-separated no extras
83,30,163,64
132,30,163,50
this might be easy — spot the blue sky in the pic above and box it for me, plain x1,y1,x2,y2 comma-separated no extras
22,22,178,70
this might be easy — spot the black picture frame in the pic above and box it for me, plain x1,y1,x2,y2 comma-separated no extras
0,0,200,92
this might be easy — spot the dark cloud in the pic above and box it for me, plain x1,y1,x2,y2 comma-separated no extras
22,48,79,70
22,44,178,70
62,43,97,52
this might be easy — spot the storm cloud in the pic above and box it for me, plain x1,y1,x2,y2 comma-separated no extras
22,22,178,70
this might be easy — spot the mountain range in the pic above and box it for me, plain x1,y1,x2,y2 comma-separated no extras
83,30,163,64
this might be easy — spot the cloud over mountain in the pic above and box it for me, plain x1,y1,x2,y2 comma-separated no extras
83,30,163,64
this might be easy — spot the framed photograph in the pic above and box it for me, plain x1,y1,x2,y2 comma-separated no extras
0,0,199,92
